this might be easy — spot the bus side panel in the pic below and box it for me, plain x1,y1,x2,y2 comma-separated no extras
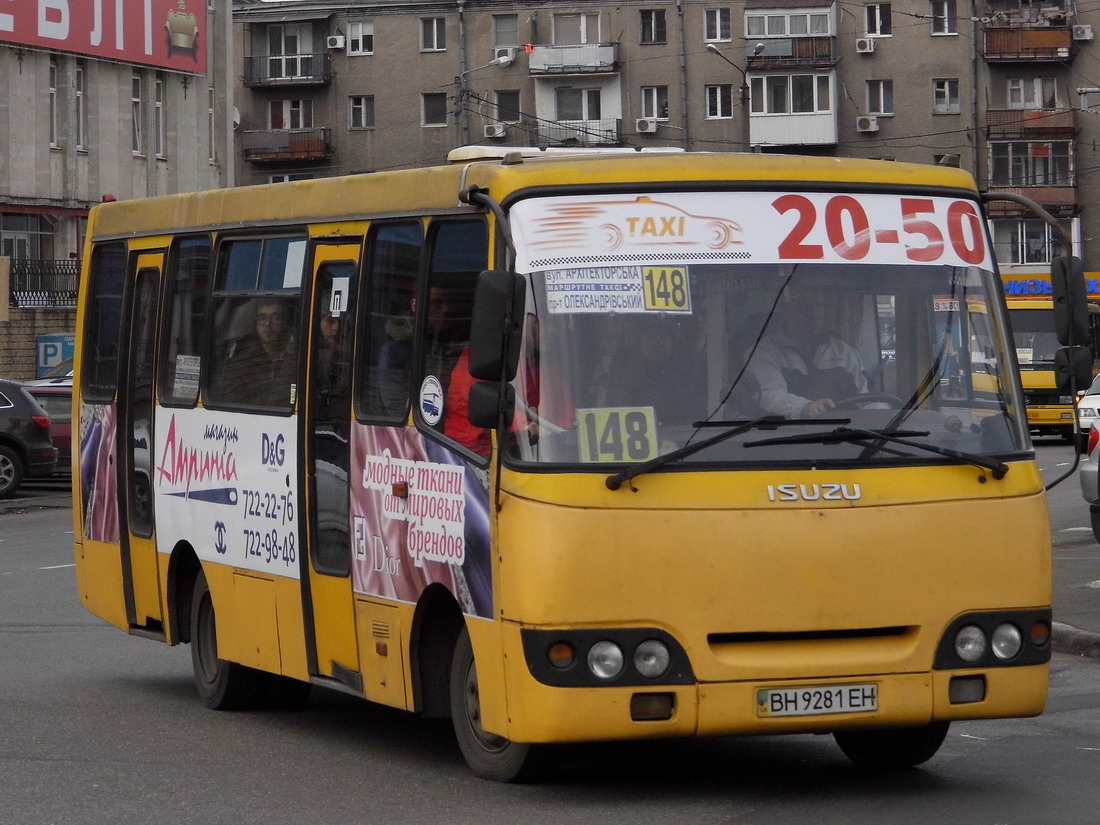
348,423,493,620
74,540,129,631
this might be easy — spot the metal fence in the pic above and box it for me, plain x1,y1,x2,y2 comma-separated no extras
7,259,79,308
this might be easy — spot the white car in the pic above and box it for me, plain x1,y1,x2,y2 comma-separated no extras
1076,373,1100,437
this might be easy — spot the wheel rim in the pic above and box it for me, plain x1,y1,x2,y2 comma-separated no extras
195,591,219,684
0,455,14,490
462,657,509,753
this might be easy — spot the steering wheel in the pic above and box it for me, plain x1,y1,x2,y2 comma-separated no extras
831,392,904,409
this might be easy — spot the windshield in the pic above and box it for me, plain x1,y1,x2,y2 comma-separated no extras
501,190,1028,469
1006,306,1060,367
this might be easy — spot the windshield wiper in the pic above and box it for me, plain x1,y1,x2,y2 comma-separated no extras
605,415,790,490
744,426,1009,479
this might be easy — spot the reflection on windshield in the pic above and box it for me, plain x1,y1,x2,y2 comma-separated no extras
502,263,1027,468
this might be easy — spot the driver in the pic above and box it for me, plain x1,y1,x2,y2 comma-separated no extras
745,284,870,418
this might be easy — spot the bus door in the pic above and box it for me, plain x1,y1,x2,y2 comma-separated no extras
302,243,361,687
118,252,164,634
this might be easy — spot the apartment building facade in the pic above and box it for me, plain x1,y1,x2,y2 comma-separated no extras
232,0,1100,280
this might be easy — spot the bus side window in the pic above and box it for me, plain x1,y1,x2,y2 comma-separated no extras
82,242,128,403
359,222,423,419
159,235,211,406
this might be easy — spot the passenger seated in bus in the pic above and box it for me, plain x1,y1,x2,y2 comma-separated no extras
745,285,869,419
221,297,298,407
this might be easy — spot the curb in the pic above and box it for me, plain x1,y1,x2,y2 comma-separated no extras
1052,621,1100,660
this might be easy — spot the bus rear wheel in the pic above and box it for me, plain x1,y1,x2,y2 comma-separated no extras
189,569,270,710
834,721,949,769
450,626,534,782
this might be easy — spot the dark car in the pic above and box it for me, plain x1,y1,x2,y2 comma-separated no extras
0,377,58,498
24,380,72,472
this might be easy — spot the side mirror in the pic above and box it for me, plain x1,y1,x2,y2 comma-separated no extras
1054,345,1092,392
467,380,514,429
468,270,525,381
1051,256,1088,346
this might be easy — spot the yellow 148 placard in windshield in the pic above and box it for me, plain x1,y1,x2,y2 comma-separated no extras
642,267,692,312
578,407,658,463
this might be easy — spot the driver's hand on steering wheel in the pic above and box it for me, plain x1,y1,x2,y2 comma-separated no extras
800,398,835,418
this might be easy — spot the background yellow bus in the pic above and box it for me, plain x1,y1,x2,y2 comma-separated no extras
74,149,1059,780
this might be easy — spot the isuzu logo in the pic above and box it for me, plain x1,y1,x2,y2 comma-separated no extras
766,483,862,502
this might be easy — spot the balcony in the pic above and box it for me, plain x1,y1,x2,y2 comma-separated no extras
748,36,836,69
528,44,618,75
984,184,1077,218
982,27,1074,61
524,118,622,146
7,259,78,308
986,108,1076,139
243,53,332,87
242,128,333,163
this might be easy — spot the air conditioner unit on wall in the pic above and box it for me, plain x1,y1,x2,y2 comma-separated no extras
856,115,879,133
326,35,345,49
856,37,876,54
1073,24,1094,41
484,123,507,139
636,117,658,134
494,47,516,62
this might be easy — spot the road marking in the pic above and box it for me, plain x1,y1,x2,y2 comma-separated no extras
39,563,75,570
1062,527,1093,532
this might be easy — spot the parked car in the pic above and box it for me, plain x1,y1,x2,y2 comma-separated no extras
0,377,59,498
24,380,72,472
1079,425,1100,543
1075,373,1100,443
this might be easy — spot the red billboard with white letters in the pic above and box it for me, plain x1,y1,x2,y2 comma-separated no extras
0,0,207,74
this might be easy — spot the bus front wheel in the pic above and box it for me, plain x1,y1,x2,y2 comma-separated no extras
189,570,270,710
450,626,534,782
834,721,949,769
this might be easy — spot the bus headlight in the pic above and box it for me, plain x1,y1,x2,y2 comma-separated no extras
633,639,671,679
587,641,625,680
954,625,987,663
991,623,1023,660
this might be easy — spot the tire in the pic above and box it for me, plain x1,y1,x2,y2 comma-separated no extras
0,445,25,499
189,569,270,710
450,626,534,782
834,721,949,770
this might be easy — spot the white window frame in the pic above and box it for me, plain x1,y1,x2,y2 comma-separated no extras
865,4,891,36
348,21,374,55
992,218,1070,265
493,14,519,48
349,95,375,129
705,84,734,118
131,70,143,154
930,0,957,35
49,60,58,148
933,78,960,114
640,9,667,44
421,92,448,126
990,140,1072,187
556,87,602,122
270,99,313,130
746,9,831,37
1008,77,1058,110
76,62,87,151
705,8,732,42
642,85,670,120
421,17,446,52
154,73,167,159
553,13,601,45
750,73,832,114
207,86,215,162
867,79,894,116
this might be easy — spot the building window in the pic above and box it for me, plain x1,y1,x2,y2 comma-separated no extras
556,87,602,121
933,78,960,114
76,62,87,150
270,173,314,183
992,219,1070,265
422,92,448,126
930,0,956,35
267,23,311,79
493,14,519,47
640,10,667,44
270,99,313,130
494,90,521,123
1008,78,1058,109
990,141,1072,187
642,85,670,119
866,4,891,36
746,10,831,37
705,8,732,42
750,74,832,114
349,21,374,55
350,95,375,129
49,60,58,148
867,79,894,116
207,86,215,162
154,73,167,158
131,70,143,153
705,84,734,118
554,13,600,44
421,18,446,52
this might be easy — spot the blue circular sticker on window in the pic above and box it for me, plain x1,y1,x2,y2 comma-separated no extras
420,375,444,425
